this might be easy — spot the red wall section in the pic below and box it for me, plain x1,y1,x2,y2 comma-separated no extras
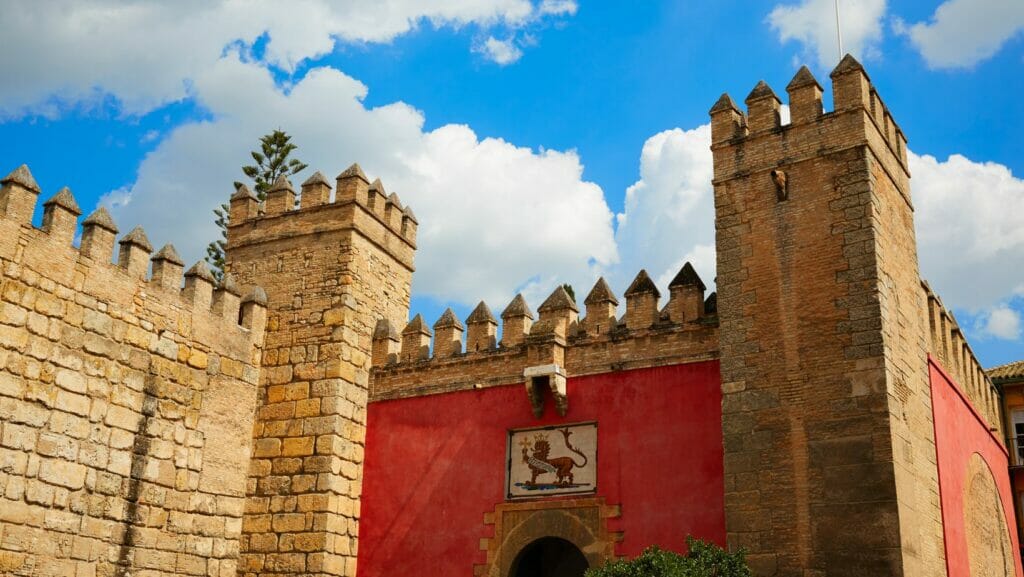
930,357,1023,577
357,362,724,577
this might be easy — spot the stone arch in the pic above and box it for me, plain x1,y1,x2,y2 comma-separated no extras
508,536,590,577
498,508,603,576
963,452,1015,577
476,498,621,577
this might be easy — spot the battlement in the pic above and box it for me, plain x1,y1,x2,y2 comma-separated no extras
923,281,1002,436
711,55,909,205
0,164,268,577
227,163,416,272
370,264,719,400
0,165,268,342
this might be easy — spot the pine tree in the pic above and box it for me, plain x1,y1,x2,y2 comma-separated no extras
206,130,308,280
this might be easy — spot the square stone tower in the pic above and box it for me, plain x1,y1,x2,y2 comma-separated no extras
226,166,416,576
711,57,945,576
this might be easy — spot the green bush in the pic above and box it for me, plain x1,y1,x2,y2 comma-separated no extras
585,537,750,577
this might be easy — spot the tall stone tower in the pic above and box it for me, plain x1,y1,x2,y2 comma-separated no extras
711,57,945,576
226,166,416,576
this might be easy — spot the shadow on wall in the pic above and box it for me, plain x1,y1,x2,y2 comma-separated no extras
114,373,159,577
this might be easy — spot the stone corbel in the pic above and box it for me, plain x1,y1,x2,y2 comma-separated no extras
523,364,568,418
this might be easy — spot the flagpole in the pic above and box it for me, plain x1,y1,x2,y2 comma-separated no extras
835,0,844,59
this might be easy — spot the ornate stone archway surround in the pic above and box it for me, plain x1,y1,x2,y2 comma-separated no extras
474,497,623,577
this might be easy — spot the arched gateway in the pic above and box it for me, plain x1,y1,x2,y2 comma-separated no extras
510,537,589,577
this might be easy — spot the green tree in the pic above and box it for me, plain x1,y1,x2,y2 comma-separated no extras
585,538,750,577
205,130,308,279
562,283,576,301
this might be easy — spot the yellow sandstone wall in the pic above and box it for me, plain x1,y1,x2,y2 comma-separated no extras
0,166,266,577
227,168,415,577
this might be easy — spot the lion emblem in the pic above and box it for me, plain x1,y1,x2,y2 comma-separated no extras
520,428,588,487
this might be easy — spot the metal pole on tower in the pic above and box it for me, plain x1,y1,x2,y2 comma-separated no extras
835,0,844,59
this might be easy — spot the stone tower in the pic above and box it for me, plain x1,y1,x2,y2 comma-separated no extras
226,167,416,576
711,57,945,576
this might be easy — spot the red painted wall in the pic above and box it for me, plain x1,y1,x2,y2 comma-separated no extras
357,362,724,576
930,357,1024,577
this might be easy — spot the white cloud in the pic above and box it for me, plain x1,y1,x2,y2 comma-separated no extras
103,53,617,308
912,151,1024,312
613,124,717,300
980,305,1022,340
0,0,559,118
768,0,887,69
609,111,1024,330
539,0,578,16
894,0,1024,69
477,36,524,65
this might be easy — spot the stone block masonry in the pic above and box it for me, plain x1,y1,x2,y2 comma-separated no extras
227,167,415,577
0,166,267,577
712,57,945,577
0,59,1008,577
371,268,718,401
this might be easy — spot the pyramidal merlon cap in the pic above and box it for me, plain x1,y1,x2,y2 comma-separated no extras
831,53,866,78
433,308,464,330
502,294,534,319
219,273,242,296
668,262,706,292
624,269,660,298
301,171,331,188
119,226,153,252
466,301,497,324
83,207,119,233
43,187,82,215
185,260,216,283
746,80,780,103
709,93,741,115
269,175,294,193
584,277,618,306
373,318,400,340
242,286,268,306
1,164,41,193
231,183,257,201
538,286,578,313
403,313,432,335
787,65,822,91
151,244,184,265
337,163,368,182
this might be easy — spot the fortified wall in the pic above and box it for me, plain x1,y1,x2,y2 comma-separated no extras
370,264,718,401
225,167,415,576
0,167,267,577
0,54,1018,577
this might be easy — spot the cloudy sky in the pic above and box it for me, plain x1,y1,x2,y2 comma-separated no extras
1,0,1022,366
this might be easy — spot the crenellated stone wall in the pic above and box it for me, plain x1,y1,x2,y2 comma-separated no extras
711,57,946,576
371,266,719,401
0,166,267,577
227,166,415,577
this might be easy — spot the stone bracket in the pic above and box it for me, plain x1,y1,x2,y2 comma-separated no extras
524,364,567,418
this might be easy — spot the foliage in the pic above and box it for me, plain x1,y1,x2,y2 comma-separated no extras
205,130,308,280
562,283,576,301
242,129,309,201
585,538,750,577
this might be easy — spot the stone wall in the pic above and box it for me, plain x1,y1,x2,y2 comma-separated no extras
711,57,945,576
227,167,414,577
0,167,266,577
372,269,717,400
924,283,1002,435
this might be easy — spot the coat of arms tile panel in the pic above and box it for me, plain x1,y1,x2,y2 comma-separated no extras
506,422,597,499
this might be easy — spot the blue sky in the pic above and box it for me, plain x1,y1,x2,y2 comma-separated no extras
0,0,1022,366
